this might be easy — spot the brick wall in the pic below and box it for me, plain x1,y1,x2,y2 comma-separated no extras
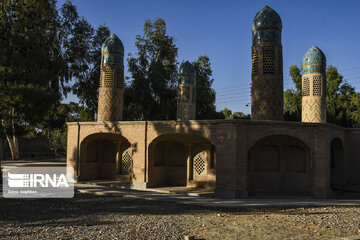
66,120,359,198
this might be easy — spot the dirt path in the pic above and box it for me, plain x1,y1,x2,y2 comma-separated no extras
0,193,359,240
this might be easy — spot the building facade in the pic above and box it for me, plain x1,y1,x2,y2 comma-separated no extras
66,7,360,199
67,120,360,198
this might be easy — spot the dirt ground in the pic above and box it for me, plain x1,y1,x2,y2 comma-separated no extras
0,192,360,240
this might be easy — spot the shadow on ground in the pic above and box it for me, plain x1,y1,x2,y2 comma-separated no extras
1,192,360,226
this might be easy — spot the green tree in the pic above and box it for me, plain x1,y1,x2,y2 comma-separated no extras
125,18,178,120
193,56,217,119
232,111,251,119
349,93,360,125
220,108,249,120
0,0,63,159
41,102,93,156
0,0,100,159
326,65,347,126
284,65,302,121
222,108,233,119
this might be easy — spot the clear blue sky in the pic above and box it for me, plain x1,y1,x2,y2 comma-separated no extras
59,0,360,114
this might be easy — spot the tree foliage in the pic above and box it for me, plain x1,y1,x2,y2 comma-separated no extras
326,66,360,127
0,0,63,121
124,19,220,121
193,56,217,119
0,0,106,159
284,65,302,121
125,18,178,120
42,102,93,155
221,107,250,120
0,0,63,159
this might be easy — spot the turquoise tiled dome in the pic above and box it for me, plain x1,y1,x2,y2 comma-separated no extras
252,6,282,32
179,61,196,84
252,6,282,44
302,45,326,65
302,46,326,74
101,34,124,55
101,34,124,64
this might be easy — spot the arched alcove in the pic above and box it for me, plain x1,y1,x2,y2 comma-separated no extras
148,134,216,188
247,135,311,196
79,133,132,180
330,138,345,190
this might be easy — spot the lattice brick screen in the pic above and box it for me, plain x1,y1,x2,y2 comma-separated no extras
104,66,113,87
252,48,259,75
303,76,310,96
263,47,275,74
313,75,322,96
194,154,205,175
121,149,132,175
116,66,124,88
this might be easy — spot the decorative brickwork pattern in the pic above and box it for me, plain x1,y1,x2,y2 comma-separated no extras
193,151,207,180
303,76,310,96
252,47,259,75
278,48,282,74
263,47,275,74
177,102,194,121
121,148,132,175
194,154,205,175
180,85,190,102
251,44,283,120
97,88,123,121
313,75,322,96
99,68,102,87
104,65,114,87
116,65,124,89
302,98,326,123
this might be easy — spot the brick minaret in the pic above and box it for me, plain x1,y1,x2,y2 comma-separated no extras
302,46,327,123
97,34,124,121
177,61,196,120
251,6,283,120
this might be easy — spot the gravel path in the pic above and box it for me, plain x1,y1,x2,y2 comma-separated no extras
0,193,360,240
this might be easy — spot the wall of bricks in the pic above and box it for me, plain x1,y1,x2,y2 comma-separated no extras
348,129,360,190
66,119,360,198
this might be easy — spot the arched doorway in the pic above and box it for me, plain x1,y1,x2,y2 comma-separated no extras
330,138,345,190
148,134,216,188
79,133,132,180
247,135,311,196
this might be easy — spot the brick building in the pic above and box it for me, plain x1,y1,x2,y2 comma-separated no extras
66,6,360,198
